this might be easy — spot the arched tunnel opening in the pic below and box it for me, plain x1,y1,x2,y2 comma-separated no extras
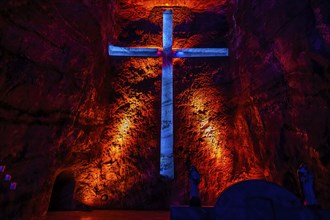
48,171,75,211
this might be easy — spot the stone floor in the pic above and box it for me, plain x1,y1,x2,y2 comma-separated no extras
42,210,170,220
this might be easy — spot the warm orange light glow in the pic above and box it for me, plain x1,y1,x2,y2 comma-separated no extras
188,89,225,159
174,73,246,205
81,218,93,220
75,53,161,207
128,0,227,11
77,168,101,206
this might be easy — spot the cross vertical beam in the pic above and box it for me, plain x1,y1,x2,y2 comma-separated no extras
160,10,174,179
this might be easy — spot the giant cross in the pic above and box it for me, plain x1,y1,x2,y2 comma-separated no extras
108,10,228,179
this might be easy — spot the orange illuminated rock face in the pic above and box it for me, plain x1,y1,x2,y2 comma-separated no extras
74,56,164,208
0,0,329,219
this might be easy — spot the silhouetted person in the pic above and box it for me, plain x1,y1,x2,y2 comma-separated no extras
297,164,320,209
189,165,201,207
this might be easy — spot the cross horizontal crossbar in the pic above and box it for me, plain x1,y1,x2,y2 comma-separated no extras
108,45,160,57
108,45,229,58
173,48,228,57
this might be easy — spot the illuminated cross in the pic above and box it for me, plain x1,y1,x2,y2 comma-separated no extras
108,10,228,179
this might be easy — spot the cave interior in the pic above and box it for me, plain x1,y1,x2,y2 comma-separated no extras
0,0,329,219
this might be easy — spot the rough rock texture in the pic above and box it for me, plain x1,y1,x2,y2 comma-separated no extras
0,1,115,218
227,0,330,207
0,0,329,219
